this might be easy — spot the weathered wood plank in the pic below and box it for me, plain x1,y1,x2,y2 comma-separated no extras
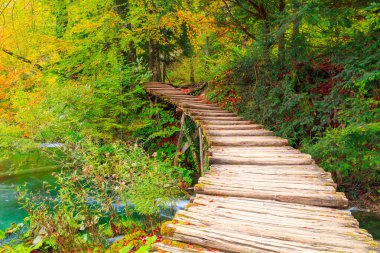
194,183,348,208
204,124,263,130
144,82,379,253
154,242,223,253
209,155,314,165
205,129,273,136
198,177,335,191
173,214,372,250
207,136,288,146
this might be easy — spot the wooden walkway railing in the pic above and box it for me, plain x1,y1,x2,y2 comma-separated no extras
145,82,379,253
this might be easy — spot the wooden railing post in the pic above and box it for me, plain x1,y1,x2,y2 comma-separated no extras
173,112,185,166
199,127,204,176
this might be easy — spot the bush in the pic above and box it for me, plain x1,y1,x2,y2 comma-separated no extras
13,139,191,252
304,123,380,198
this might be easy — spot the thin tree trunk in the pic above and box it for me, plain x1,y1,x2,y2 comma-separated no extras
162,52,167,83
291,0,301,67
263,19,271,66
153,42,161,82
149,39,162,82
149,39,153,74
128,41,137,63
278,0,286,69
114,0,136,63
1,48,43,70
205,36,210,56
190,56,195,84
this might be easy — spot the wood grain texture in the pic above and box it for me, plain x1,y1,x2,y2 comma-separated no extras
145,82,379,253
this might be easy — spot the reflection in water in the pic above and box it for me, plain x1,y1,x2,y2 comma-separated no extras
0,151,58,231
352,210,380,240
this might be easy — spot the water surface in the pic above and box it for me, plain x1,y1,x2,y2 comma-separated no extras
0,151,58,231
352,211,380,240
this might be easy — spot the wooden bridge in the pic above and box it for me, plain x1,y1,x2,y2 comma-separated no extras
145,82,379,253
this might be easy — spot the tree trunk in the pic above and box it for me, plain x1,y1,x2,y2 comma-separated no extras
162,52,167,83
278,0,286,69
205,36,210,56
263,19,271,66
114,0,137,63
128,42,137,63
190,56,195,84
291,0,301,67
56,0,68,38
149,39,161,82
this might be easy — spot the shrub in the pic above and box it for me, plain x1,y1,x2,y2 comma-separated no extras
14,139,191,252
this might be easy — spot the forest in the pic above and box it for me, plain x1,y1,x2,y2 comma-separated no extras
0,0,379,252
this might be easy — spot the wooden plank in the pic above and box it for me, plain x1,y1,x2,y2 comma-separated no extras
154,243,223,253
175,210,370,241
204,124,263,130
188,111,238,117
166,223,371,253
179,102,220,108
189,109,237,117
209,146,297,151
181,104,225,110
198,177,335,191
209,155,314,165
209,164,328,174
194,184,348,208
173,214,372,250
193,196,353,221
207,136,288,146
194,194,348,214
205,129,273,136
208,151,310,158
200,120,252,125
193,116,245,121
201,174,335,187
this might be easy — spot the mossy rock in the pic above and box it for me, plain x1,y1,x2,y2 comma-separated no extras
161,221,176,237
194,183,205,191
185,202,199,209
107,230,147,253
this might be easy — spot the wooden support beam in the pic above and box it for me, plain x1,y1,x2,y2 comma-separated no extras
173,112,186,166
183,124,200,173
199,127,204,176
181,130,199,154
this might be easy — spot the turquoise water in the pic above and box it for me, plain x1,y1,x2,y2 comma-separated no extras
353,211,380,240
0,151,58,231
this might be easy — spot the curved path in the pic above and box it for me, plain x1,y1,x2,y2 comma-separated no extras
145,82,379,253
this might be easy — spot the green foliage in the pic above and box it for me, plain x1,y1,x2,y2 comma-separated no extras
13,139,190,252
304,123,380,198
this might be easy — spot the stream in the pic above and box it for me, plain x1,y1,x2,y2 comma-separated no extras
1,151,379,242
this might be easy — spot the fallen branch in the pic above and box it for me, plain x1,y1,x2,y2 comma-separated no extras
181,81,208,95
1,48,43,70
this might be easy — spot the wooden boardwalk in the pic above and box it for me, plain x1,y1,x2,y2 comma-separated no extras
145,82,379,253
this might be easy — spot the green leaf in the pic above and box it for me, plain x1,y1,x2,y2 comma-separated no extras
119,244,134,253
